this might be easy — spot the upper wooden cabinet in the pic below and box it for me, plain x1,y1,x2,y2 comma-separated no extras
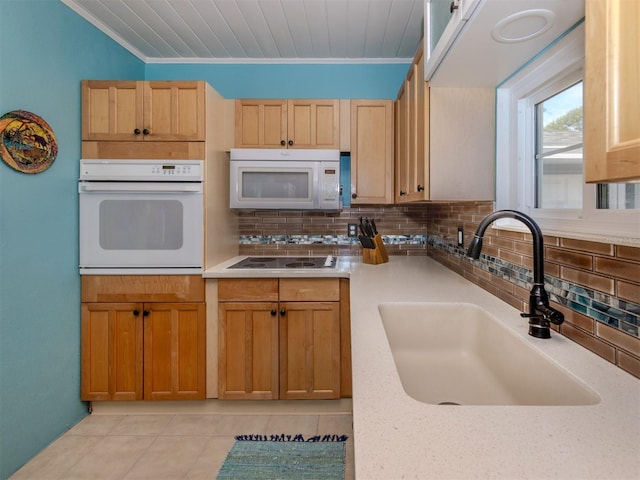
235,99,340,149
82,80,206,142
395,44,429,202
584,0,640,183
395,44,495,202
350,100,395,204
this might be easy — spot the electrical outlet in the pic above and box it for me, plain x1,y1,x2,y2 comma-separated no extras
347,223,358,237
457,226,464,246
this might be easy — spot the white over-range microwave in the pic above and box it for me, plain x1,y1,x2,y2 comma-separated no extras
229,148,341,210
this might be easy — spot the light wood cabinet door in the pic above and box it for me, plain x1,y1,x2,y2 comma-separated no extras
350,100,394,204
81,303,143,401
82,80,205,142
144,303,206,400
144,82,205,141
395,45,430,203
395,83,409,203
235,99,340,148
584,0,640,182
82,81,143,141
288,99,340,149
279,301,340,400
235,99,288,148
218,302,280,399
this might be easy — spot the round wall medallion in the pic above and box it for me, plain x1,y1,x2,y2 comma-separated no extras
0,110,58,174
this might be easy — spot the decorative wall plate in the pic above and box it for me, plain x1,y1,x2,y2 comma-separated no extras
0,110,58,174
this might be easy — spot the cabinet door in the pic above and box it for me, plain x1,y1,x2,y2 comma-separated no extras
235,99,287,148
288,99,340,149
279,301,340,400
218,302,279,399
395,82,410,203
409,47,428,201
144,303,206,400
396,46,429,203
82,81,143,141
144,82,205,141
585,0,640,182
81,303,143,401
350,100,394,204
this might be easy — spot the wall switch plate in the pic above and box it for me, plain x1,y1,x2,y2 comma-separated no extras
348,223,358,237
457,226,464,246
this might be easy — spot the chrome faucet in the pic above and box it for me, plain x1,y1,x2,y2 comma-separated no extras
466,210,564,339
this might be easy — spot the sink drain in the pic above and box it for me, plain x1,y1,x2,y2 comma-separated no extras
438,401,460,405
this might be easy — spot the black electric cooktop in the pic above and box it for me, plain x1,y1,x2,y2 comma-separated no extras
228,256,337,269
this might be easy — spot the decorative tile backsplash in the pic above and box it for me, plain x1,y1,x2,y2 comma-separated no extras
236,202,640,378
425,202,640,378
427,237,639,338
239,234,427,247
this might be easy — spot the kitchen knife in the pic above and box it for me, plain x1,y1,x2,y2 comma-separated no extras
370,218,378,235
358,234,375,248
363,218,374,237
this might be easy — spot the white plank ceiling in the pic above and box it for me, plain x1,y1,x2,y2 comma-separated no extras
61,0,424,63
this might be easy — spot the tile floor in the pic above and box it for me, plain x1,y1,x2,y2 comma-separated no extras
10,401,355,480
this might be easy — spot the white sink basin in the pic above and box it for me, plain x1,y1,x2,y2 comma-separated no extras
379,302,600,406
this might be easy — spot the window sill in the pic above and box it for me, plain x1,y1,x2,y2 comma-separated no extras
492,218,640,247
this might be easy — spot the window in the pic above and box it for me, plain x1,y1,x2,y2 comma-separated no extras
495,22,639,242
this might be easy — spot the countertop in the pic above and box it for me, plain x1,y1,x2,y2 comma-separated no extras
347,256,639,480
204,255,640,479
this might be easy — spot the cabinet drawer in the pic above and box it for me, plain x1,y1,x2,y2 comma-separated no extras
279,278,340,301
81,275,205,302
218,278,279,301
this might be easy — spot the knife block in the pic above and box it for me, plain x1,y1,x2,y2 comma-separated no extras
362,234,389,265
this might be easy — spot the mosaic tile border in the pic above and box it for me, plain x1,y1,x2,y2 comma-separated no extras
426,235,640,338
238,234,428,246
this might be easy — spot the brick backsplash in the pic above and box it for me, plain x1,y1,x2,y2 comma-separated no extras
425,201,640,379
236,202,640,378
237,204,432,257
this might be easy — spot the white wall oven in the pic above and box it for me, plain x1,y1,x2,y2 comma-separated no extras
78,160,203,274
230,148,340,210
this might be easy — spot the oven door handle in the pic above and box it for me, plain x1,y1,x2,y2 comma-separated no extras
79,182,203,193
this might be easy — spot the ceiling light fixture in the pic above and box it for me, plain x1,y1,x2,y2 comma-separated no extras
491,9,555,44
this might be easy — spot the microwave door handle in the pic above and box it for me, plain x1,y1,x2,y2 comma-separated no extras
79,183,202,193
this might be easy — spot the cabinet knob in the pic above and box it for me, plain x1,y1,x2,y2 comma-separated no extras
271,309,277,316
288,140,293,146
417,185,425,192
133,309,140,316
134,128,141,135
143,128,150,135
400,190,406,196
280,140,286,146
143,310,150,317
280,310,286,316
351,193,357,199
450,1,459,14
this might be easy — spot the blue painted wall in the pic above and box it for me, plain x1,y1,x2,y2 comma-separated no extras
146,63,408,99
0,2,408,478
0,1,144,478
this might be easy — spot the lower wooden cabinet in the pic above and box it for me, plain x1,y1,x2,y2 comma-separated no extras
81,276,206,401
218,278,347,400
279,301,340,399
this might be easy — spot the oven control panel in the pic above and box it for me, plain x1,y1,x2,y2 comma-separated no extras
80,160,203,182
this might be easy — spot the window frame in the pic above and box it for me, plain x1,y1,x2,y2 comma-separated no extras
495,22,639,244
